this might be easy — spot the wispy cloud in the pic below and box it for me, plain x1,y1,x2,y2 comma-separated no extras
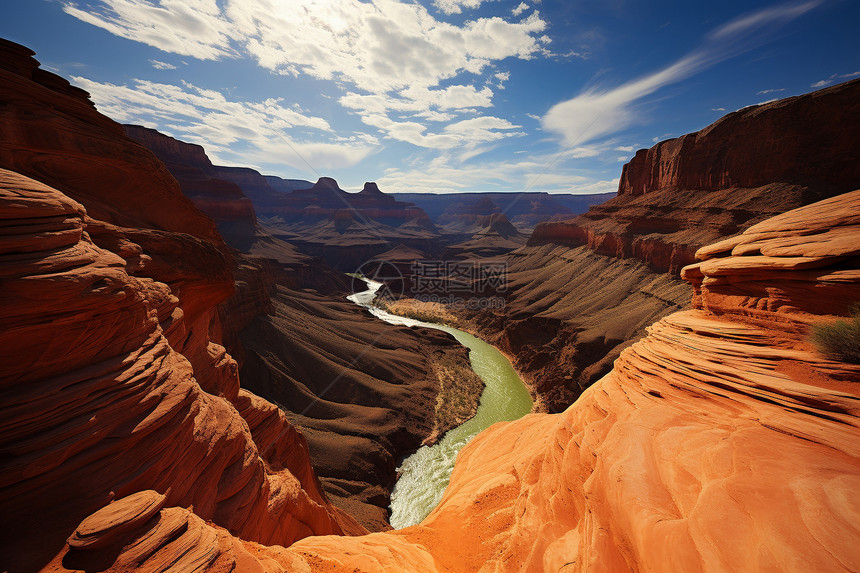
63,0,552,155
756,87,785,95
63,0,239,60
711,107,726,111
810,70,860,88
512,2,529,17
71,75,375,176
149,59,176,70
542,0,823,147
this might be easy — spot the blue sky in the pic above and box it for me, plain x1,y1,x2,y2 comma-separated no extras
2,0,858,194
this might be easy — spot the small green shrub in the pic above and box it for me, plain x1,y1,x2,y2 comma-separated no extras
810,304,860,364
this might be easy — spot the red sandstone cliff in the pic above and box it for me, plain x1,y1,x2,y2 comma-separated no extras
530,79,860,276
0,169,358,572
43,188,860,573
123,125,258,250
0,39,480,541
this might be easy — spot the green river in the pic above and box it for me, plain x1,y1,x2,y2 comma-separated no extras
348,279,533,529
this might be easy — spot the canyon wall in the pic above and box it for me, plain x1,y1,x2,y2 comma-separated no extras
471,79,860,410
530,79,860,275
123,125,258,250
0,40,366,572
45,186,860,573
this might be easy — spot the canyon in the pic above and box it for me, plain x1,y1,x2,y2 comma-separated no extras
30,172,860,573
1,36,859,573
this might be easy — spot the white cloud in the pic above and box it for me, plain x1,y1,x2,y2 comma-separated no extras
810,70,860,88
227,1,549,95
64,0,553,157
542,1,823,147
64,1,549,96
433,0,486,15
512,2,529,16
560,146,600,158
614,145,634,152
71,75,375,174
756,87,785,95
149,59,177,70
63,0,240,60
711,107,726,111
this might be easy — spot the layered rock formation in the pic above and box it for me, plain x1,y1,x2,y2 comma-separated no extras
258,178,441,271
0,38,386,572
45,187,860,573
470,79,860,410
123,125,257,250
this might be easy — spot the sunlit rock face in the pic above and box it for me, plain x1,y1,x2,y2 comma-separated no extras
39,191,860,572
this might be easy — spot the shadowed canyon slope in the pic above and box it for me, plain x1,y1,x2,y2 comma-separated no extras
467,79,860,411
44,185,860,573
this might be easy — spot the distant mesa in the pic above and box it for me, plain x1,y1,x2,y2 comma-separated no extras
123,125,441,269
360,181,384,194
